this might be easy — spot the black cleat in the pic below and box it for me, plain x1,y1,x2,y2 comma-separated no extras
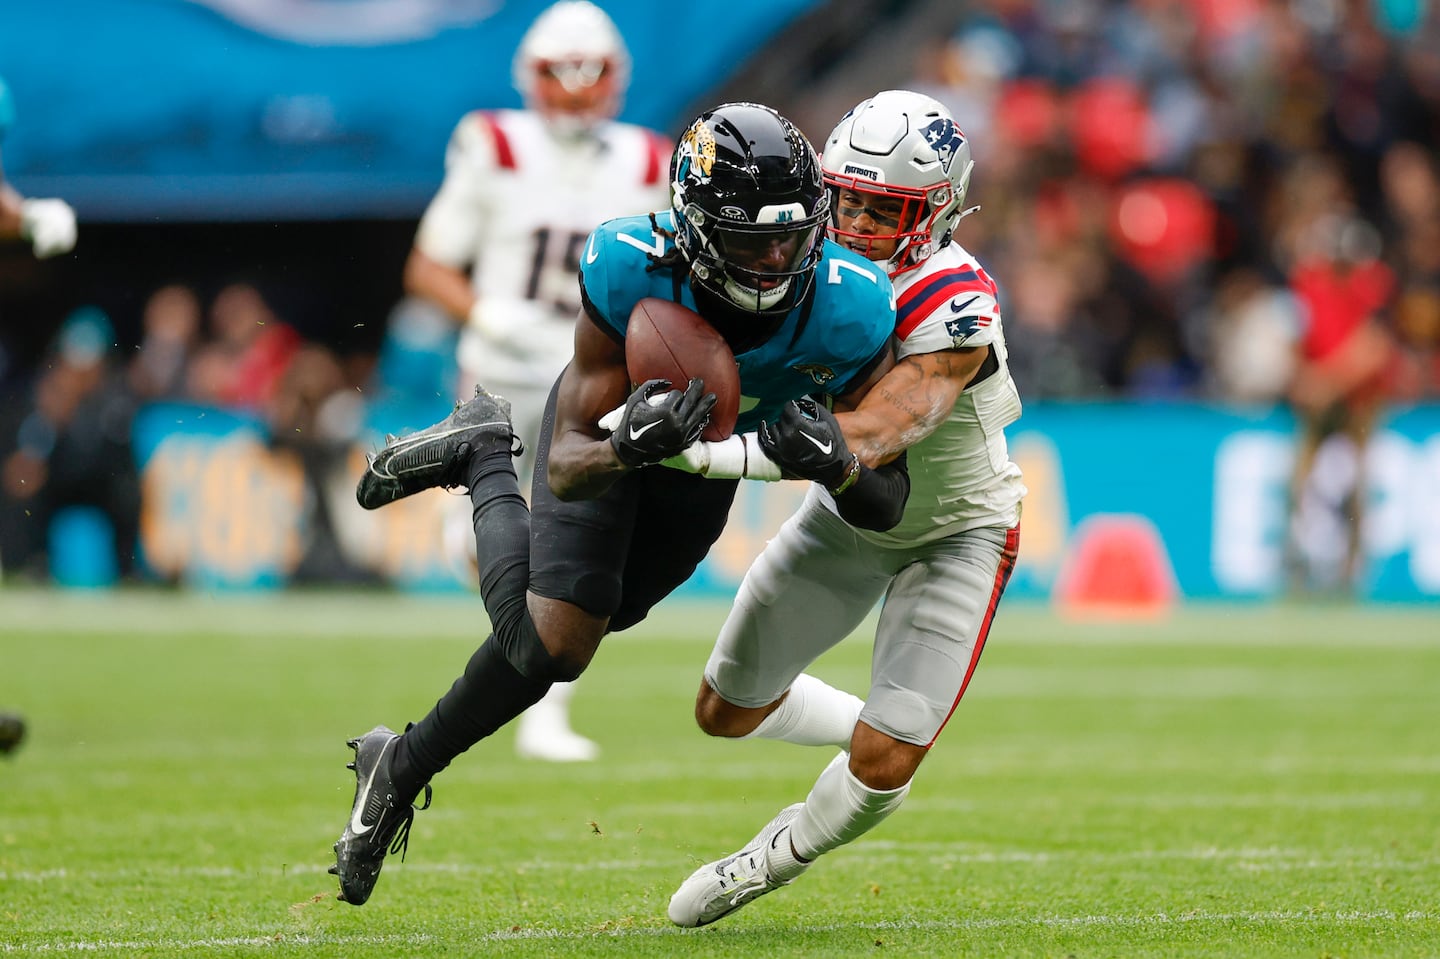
356,386,518,510
0,713,26,756
332,725,431,905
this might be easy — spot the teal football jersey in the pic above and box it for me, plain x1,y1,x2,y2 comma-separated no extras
580,210,896,432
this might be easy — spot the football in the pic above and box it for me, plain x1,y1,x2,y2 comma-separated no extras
625,297,740,441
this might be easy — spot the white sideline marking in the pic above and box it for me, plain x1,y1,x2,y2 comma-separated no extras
3,911,1435,952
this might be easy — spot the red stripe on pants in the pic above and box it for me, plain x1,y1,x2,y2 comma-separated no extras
928,523,1021,747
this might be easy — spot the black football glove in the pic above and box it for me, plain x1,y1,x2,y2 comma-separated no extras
610,377,717,469
757,398,858,490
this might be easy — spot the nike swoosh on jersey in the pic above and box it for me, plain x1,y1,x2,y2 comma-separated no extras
348,739,395,836
585,236,599,264
800,431,833,455
950,294,980,314
629,420,663,440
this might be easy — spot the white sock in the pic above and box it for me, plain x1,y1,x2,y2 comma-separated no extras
518,681,576,731
764,812,810,881
744,674,863,749
537,680,576,710
786,752,910,870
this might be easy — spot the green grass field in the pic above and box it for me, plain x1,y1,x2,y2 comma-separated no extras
1,590,1437,957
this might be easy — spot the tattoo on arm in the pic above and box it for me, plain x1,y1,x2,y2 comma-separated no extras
848,349,982,461
879,355,961,430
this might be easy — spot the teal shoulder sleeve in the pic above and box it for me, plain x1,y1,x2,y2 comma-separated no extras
578,212,677,340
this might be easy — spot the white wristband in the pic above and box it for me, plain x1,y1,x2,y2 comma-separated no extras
661,440,711,474
701,435,747,477
741,434,784,481
687,433,782,481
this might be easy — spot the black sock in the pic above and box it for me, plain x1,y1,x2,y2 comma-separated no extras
467,449,531,627
394,636,551,792
390,448,547,794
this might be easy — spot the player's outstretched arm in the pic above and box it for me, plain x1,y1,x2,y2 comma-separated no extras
835,346,989,465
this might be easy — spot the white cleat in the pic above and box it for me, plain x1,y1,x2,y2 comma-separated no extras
668,803,805,927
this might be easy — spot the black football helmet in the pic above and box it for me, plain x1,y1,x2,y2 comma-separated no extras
671,102,828,314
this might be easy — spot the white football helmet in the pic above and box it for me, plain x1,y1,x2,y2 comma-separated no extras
821,90,976,278
512,1,630,136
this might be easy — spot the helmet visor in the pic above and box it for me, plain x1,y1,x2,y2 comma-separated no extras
712,220,824,281
536,57,613,93
824,174,938,274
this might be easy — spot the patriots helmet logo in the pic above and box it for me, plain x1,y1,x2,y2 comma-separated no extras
921,118,965,176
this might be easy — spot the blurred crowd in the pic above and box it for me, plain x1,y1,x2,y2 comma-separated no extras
912,0,1440,404
0,280,453,583
899,0,1440,592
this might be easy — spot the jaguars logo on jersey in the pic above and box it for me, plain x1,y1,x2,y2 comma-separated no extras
792,363,836,386
675,118,717,183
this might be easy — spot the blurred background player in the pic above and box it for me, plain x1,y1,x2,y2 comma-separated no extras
663,91,1026,926
400,1,672,762
1283,210,1397,594
0,74,76,260
1,70,78,757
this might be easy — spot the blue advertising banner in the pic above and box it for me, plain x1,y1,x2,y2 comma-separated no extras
123,399,1440,601
0,0,822,220
1003,403,1440,602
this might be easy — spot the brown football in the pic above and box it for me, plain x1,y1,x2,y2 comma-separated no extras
625,297,740,441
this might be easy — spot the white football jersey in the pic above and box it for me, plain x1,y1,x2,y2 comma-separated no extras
415,109,673,383
823,242,1027,544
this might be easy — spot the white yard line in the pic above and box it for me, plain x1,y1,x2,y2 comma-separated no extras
4,842,1436,884
3,910,1436,952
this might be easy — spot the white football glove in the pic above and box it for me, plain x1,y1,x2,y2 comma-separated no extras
20,198,77,259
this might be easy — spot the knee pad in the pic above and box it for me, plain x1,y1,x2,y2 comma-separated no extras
492,602,586,684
